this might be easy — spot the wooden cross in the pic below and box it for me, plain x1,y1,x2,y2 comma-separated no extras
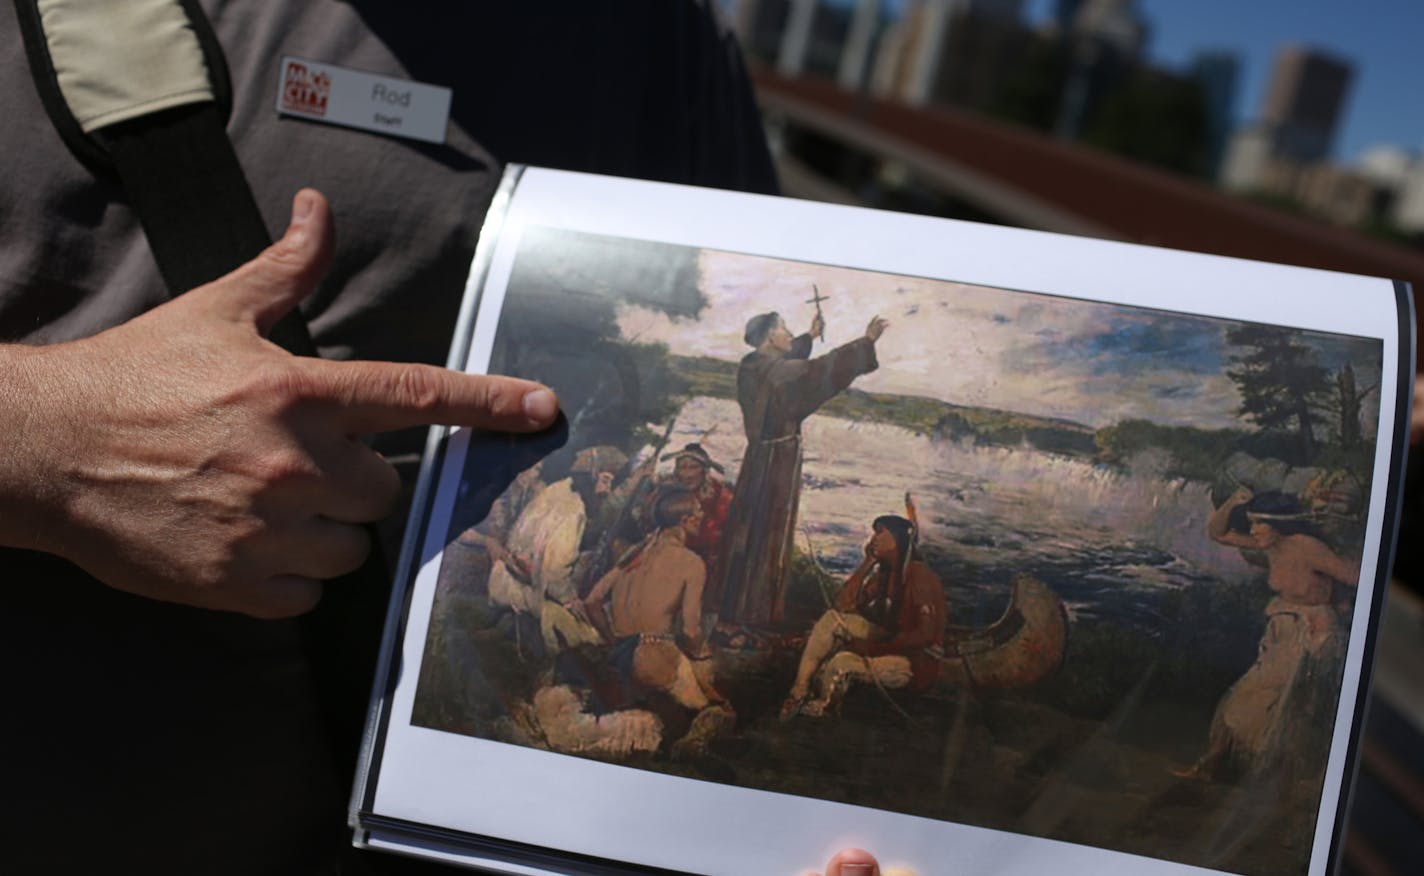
806,284,829,340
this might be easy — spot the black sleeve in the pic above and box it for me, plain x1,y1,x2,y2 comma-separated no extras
353,3,777,195
674,0,780,195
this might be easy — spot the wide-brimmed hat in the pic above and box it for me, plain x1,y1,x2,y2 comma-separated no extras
661,442,723,473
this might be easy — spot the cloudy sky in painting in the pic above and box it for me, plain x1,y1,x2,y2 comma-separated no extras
613,249,1381,430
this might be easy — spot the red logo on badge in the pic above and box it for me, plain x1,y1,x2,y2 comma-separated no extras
282,61,330,116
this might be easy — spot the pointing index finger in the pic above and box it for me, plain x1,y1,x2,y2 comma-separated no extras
306,358,559,434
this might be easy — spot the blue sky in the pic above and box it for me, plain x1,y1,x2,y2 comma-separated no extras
1021,0,1424,163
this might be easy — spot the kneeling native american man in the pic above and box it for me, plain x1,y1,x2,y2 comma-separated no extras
566,486,733,755
782,514,947,719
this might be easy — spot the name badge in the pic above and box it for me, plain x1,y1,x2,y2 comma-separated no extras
276,56,451,144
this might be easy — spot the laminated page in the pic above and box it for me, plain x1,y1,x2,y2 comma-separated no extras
355,166,1413,876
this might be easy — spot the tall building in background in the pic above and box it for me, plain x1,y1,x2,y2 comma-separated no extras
1071,0,1149,59
1216,49,1397,229
763,0,884,83
774,0,824,76
1190,51,1240,178
1261,46,1353,163
837,0,887,89
1053,0,1149,140
869,0,1024,106
1222,45,1354,192
1357,145,1415,190
1359,146,1424,233
735,0,793,65
1396,162,1424,233
1052,0,1085,34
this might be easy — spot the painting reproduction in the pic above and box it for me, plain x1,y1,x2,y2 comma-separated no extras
409,224,1384,876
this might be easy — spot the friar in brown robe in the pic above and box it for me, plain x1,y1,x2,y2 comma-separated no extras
717,310,886,625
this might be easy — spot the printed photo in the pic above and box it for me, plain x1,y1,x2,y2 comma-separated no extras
412,226,1382,876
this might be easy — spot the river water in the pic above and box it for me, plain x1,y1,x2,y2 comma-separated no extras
655,396,1256,636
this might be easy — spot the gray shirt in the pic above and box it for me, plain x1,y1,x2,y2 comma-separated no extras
2,2,774,872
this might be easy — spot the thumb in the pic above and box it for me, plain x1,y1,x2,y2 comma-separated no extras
200,188,335,335
824,849,880,876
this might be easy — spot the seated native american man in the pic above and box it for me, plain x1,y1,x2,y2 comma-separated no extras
566,486,733,755
781,515,947,719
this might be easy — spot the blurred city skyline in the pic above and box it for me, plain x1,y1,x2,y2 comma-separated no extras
1038,0,1422,163
733,0,1424,248
855,0,1424,163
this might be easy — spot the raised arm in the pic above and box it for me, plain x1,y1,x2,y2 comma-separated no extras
784,339,878,422
1207,488,1256,550
831,553,876,612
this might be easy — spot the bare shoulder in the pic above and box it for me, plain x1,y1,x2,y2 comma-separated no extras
909,561,946,594
678,544,707,569
1282,533,1334,556
908,559,940,578
1285,533,1359,580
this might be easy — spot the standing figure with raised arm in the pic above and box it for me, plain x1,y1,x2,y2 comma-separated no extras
718,310,886,628
1175,488,1360,779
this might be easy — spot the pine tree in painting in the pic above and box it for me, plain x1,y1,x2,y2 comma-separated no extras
1225,325,1330,461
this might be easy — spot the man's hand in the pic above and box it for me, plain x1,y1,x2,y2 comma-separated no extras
1,189,558,619
810,312,826,341
865,316,889,343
